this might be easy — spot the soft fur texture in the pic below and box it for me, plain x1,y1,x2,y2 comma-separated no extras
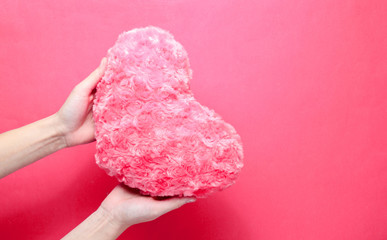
93,26,244,198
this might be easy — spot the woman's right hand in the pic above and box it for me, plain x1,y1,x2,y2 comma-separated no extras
99,184,196,230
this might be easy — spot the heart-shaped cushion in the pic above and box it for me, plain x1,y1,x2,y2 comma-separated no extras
93,26,244,198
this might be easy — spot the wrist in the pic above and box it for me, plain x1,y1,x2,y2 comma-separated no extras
50,113,70,148
41,114,68,151
62,207,129,240
93,207,130,237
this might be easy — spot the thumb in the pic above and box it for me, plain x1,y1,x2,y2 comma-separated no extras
78,57,107,93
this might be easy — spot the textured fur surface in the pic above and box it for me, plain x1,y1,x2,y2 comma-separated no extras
93,26,244,198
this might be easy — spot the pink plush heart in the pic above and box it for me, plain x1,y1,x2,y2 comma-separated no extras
93,26,244,198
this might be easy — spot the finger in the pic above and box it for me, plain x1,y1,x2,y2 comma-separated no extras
154,197,196,215
78,57,108,93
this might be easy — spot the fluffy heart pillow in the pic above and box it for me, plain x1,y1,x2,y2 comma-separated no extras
93,26,244,198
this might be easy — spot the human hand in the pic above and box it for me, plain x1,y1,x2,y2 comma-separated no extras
99,184,196,230
55,58,107,147
62,184,196,239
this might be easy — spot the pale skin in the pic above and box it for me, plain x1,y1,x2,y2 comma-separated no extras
0,58,196,239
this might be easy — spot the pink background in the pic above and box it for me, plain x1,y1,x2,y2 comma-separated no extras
0,0,386,239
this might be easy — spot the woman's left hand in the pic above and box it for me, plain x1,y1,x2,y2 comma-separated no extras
55,57,107,147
